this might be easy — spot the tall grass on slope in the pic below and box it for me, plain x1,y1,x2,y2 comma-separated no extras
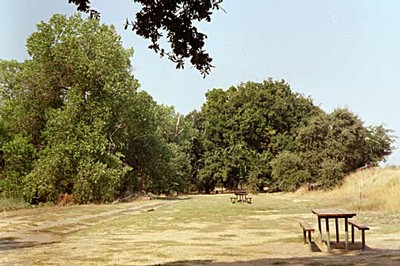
315,167,400,211
0,194,29,211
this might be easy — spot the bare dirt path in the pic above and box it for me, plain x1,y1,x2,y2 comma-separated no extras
0,199,177,251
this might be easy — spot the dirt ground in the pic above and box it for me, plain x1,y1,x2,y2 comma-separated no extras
0,194,399,265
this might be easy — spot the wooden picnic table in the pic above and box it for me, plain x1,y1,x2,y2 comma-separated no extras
234,191,248,202
311,208,356,252
230,191,252,203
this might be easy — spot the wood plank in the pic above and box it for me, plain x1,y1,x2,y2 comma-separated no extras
348,221,369,230
311,208,356,218
299,221,314,231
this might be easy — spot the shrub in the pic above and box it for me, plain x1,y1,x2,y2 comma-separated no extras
73,159,128,203
1,134,35,193
318,158,344,189
271,151,311,191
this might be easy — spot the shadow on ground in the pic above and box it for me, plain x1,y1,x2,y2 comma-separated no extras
155,248,400,266
0,237,60,251
154,196,191,201
311,240,369,252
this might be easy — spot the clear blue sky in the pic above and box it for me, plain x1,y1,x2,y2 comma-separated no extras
1,0,399,165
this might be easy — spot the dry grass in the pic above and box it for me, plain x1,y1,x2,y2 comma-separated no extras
0,167,399,265
1,191,399,265
302,166,400,211
0,195,29,211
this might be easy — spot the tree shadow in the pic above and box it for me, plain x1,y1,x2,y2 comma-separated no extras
0,237,60,251
313,240,377,252
152,260,213,266
154,196,191,201
155,248,400,266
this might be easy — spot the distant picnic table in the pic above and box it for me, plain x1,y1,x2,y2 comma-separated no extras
230,191,252,204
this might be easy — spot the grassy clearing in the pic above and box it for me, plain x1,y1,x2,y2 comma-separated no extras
0,194,320,265
0,167,399,265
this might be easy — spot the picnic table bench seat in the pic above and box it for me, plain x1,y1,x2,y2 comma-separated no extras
348,220,369,250
299,221,314,251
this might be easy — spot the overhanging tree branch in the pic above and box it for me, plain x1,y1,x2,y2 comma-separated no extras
68,0,223,77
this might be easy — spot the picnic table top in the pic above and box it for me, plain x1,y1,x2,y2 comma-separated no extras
311,208,356,218
234,191,248,195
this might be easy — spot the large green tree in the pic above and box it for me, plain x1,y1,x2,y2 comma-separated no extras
14,14,136,203
0,14,191,203
271,108,394,191
290,108,395,189
197,79,321,192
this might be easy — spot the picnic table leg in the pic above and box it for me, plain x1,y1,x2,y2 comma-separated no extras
325,218,331,252
318,217,322,243
307,230,313,252
361,229,366,250
351,223,355,243
345,218,349,250
335,218,339,243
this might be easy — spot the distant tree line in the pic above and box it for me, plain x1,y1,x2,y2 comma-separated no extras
194,81,393,192
0,15,394,204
